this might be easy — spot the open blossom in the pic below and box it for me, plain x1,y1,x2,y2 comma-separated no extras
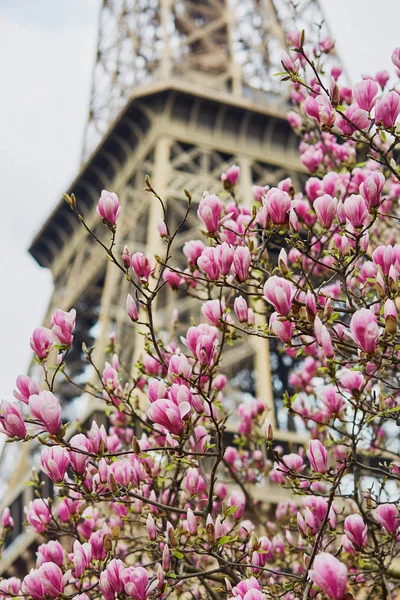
375,503,399,534
202,299,225,325
29,391,61,434
263,276,296,315
375,91,400,128
198,247,221,280
183,240,205,264
350,308,380,354
25,499,52,533
97,190,121,224
0,401,26,439
148,399,191,435
51,308,76,346
41,446,70,483
197,194,223,232
70,540,92,578
30,327,53,360
310,553,348,600
304,95,335,127
269,312,294,343
122,566,148,600
37,540,65,567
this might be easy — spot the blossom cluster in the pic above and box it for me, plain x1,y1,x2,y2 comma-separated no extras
2,31,400,600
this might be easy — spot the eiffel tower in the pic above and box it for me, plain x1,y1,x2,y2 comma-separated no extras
0,0,332,576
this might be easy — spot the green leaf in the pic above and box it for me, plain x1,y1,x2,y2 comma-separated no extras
173,550,184,559
225,505,238,517
217,535,231,545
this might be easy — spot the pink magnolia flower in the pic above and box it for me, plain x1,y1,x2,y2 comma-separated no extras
287,110,302,129
372,244,395,275
22,570,44,600
216,242,234,275
70,540,92,578
264,188,291,224
103,558,125,594
314,194,337,229
337,103,370,136
37,540,65,567
0,401,26,439
234,246,251,282
338,369,364,393
360,172,385,208
157,218,167,238
343,194,369,228
13,375,40,404
375,503,399,534
392,47,400,69
202,299,225,326
41,446,70,483
183,240,205,264
168,354,192,383
307,439,328,474
269,312,294,343
221,165,240,187
126,294,138,321
29,391,62,435
131,252,152,283
306,95,335,127
234,296,249,323
197,194,223,233
263,276,296,316
148,399,191,435
25,499,52,533
50,308,76,347
122,566,148,600
350,308,380,354
30,327,54,360
184,467,206,495
1,507,13,531
310,553,348,600
344,514,368,548
186,508,198,536
0,578,21,598
375,91,400,128
198,247,221,281
376,70,390,89
69,433,91,475
353,79,378,111
227,490,246,520
97,190,121,225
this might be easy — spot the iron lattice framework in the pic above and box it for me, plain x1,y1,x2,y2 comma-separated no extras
82,0,332,159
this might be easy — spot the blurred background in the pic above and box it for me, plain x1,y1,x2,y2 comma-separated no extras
1,0,399,400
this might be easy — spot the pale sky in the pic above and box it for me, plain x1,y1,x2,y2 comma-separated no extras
0,0,399,401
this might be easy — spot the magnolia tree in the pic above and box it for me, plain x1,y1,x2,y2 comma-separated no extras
2,31,400,600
